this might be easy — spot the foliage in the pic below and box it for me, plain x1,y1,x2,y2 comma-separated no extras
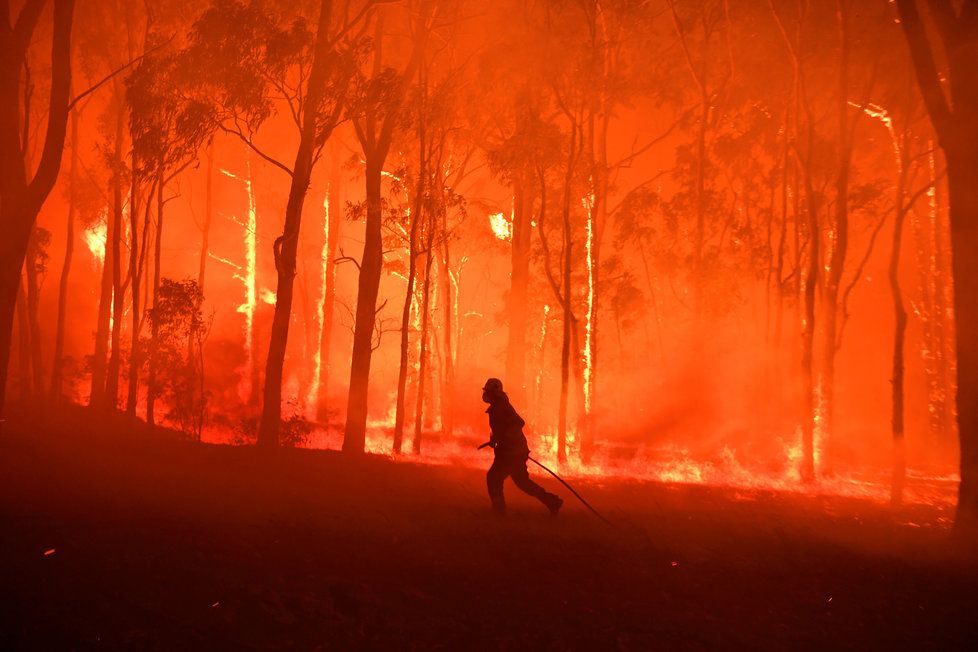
144,279,210,438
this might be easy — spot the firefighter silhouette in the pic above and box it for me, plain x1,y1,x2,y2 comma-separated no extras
480,378,563,515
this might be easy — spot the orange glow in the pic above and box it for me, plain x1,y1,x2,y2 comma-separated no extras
220,163,259,403
306,188,331,420
488,210,513,241
14,0,964,526
582,189,595,416
83,210,108,265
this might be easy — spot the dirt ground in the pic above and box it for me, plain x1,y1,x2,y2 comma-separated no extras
2,407,976,650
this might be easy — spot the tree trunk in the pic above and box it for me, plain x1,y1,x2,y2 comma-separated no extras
895,0,978,533
342,3,426,453
199,143,214,292
105,94,126,410
257,0,337,448
24,227,45,402
0,0,74,427
889,175,908,507
146,168,164,426
799,160,819,483
505,179,532,406
438,228,454,437
126,148,144,416
16,279,31,402
821,0,851,456
90,214,113,406
0,238,27,426
344,154,385,453
24,229,44,398
413,240,435,454
393,177,422,454
945,147,978,531
51,107,79,404
557,159,575,465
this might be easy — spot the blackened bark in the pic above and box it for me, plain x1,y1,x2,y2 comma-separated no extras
258,0,340,448
146,168,164,425
0,0,75,427
896,0,978,533
344,157,385,452
393,175,422,454
105,93,126,409
889,156,908,506
51,107,79,404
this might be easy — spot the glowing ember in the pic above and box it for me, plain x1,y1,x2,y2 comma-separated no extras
83,210,108,265
488,210,513,241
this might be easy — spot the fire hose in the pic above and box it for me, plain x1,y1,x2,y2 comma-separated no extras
479,442,614,527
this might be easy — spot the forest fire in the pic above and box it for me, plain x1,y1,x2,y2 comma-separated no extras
2,0,978,648
487,210,513,241
82,215,107,265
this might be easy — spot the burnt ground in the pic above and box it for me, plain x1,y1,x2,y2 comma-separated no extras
1,407,977,651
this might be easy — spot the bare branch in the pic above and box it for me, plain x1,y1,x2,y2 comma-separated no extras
218,123,294,177
68,36,175,112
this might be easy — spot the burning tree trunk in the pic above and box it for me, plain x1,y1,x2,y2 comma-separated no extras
219,160,260,406
314,155,341,423
0,0,75,429
413,231,435,454
90,212,113,406
896,0,978,533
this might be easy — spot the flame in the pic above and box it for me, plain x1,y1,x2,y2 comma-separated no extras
240,421,957,513
582,189,596,415
260,288,276,305
306,188,331,419
488,210,513,241
221,162,259,403
83,209,108,265
534,305,551,412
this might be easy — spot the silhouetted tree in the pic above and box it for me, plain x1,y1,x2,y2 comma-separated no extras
183,0,367,447
0,0,75,428
896,0,978,532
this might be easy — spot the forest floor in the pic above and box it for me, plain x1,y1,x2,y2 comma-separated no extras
2,406,977,651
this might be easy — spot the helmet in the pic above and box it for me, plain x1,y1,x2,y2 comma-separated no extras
482,377,503,394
